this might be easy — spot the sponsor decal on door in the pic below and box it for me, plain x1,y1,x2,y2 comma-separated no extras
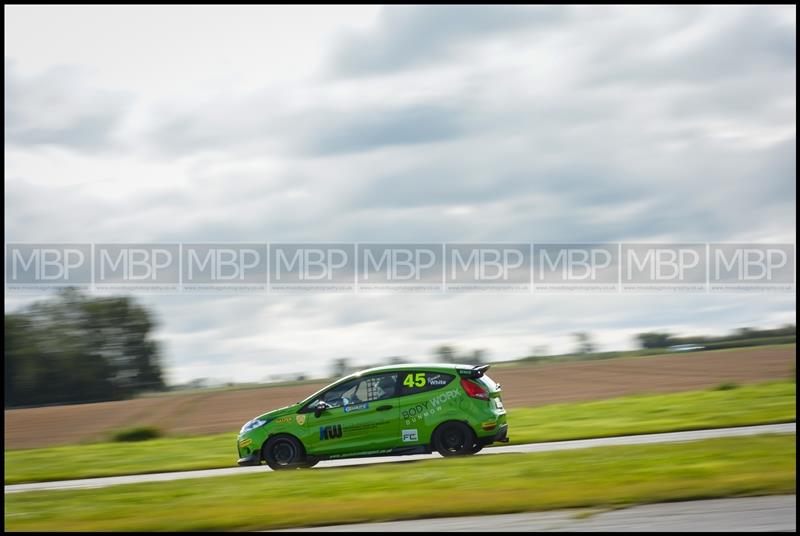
319,424,343,440
402,429,418,442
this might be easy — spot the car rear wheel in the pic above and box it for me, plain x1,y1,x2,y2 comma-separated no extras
433,421,477,457
262,435,305,470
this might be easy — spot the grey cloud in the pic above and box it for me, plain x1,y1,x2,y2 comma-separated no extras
330,5,568,77
334,126,795,243
146,114,263,157
585,7,795,88
146,7,795,162
4,61,130,151
146,97,472,157
301,103,467,155
339,165,632,213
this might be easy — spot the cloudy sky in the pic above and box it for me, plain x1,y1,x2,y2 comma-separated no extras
5,5,796,383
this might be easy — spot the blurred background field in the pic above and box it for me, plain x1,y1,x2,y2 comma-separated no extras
5,344,795,449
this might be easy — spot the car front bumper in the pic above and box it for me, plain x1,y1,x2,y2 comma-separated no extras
237,452,261,466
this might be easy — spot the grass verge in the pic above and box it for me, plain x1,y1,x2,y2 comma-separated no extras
503,380,795,445
4,434,795,531
4,381,795,485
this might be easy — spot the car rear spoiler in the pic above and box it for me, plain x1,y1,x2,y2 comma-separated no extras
458,364,490,379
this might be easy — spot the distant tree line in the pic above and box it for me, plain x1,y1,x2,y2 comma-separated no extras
328,346,487,378
433,345,486,365
520,324,795,366
5,290,165,408
636,325,796,350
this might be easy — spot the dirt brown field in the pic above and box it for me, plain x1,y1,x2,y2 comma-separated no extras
4,346,795,449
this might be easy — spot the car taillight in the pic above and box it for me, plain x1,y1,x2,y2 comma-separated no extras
460,378,489,400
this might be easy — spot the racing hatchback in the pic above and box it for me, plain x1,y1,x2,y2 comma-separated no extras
237,363,508,470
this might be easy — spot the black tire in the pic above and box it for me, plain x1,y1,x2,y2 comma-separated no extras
470,443,484,454
433,421,477,457
262,435,305,470
298,459,319,469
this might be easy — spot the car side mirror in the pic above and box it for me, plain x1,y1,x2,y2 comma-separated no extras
314,401,328,418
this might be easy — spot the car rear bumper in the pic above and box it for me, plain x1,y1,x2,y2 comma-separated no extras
237,452,261,466
477,423,509,446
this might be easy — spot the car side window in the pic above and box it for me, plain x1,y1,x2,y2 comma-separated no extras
356,373,398,403
399,371,454,395
320,378,361,408
307,373,398,410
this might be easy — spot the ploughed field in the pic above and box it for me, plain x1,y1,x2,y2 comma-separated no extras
5,346,795,449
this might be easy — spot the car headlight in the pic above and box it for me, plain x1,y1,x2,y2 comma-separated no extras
240,418,267,434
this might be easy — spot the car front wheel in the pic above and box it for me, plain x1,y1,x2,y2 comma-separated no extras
262,435,305,470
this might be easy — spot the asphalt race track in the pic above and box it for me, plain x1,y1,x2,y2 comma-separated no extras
275,495,797,532
5,422,794,494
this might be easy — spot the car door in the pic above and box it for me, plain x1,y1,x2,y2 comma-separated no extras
397,370,458,446
301,372,400,456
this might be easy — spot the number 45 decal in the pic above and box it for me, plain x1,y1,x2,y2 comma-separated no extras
403,372,426,388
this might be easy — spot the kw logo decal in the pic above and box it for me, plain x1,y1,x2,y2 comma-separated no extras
319,424,343,441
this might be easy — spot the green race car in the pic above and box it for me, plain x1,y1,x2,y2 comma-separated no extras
237,363,508,470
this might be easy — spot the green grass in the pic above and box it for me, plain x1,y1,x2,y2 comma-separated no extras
4,434,795,531
503,381,795,445
4,433,237,485
4,381,795,485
